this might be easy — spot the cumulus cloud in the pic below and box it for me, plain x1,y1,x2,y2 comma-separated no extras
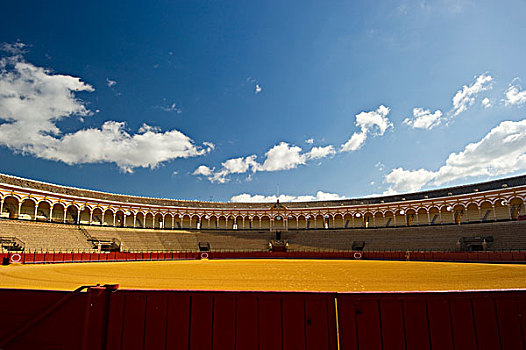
255,84,262,94
384,119,526,193
481,97,491,109
403,108,443,130
384,168,436,194
451,73,493,117
341,105,392,152
305,138,314,144
210,155,259,183
0,46,211,172
193,165,214,177
194,142,336,183
305,145,336,160
231,191,346,203
257,142,305,171
503,79,526,106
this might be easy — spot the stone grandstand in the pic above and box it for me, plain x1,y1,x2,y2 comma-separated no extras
1,173,526,253
1,217,526,253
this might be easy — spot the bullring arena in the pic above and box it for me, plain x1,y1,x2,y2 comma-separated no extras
1,173,526,348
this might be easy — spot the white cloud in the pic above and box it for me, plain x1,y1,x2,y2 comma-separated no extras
384,168,436,194
451,73,493,117
481,97,491,109
375,161,385,171
193,165,214,177
340,131,367,152
255,84,262,94
0,47,211,172
403,108,443,130
194,142,336,183
384,119,526,193
305,138,314,144
231,191,346,203
257,142,305,171
1,42,27,55
222,155,258,174
341,105,392,152
305,145,336,160
202,142,215,152
503,79,526,106
106,78,116,87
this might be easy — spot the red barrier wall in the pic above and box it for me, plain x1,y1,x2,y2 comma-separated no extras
4,250,526,265
0,287,524,349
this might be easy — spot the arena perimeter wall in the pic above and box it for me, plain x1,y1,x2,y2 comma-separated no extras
0,285,524,349
3,250,526,264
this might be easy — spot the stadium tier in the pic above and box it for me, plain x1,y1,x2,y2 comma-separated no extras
1,173,526,252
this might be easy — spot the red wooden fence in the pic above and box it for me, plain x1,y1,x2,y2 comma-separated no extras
1,250,526,265
0,286,524,349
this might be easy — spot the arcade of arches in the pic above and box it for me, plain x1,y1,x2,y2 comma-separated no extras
1,181,525,230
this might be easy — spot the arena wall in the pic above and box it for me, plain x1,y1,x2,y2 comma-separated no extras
1,286,524,349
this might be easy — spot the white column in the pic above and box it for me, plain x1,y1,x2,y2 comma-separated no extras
63,207,66,223
0,199,3,216
34,205,38,221
89,210,93,225
18,203,22,219
49,206,54,222
133,213,137,228
492,205,497,221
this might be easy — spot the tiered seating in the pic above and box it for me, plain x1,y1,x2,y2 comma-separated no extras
84,226,200,251
194,230,271,251
84,227,270,251
2,219,525,252
284,221,526,251
0,219,91,251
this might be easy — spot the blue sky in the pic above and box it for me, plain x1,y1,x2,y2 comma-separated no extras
1,0,526,202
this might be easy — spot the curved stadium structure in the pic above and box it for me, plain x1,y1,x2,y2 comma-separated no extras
1,172,526,252
1,173,526,349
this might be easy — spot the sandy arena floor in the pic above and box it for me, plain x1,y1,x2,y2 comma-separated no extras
0,259,525,292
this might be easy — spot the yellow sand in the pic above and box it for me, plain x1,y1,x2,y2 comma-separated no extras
0,259,525,292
